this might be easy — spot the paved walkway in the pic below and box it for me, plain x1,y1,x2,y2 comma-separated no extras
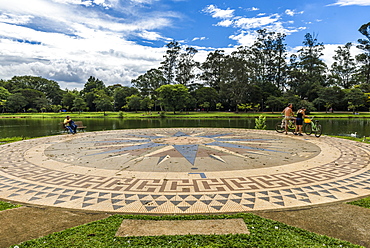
1,128,370,247
1,128,370,214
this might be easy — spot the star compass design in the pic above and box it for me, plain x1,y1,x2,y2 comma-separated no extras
43,129,320,173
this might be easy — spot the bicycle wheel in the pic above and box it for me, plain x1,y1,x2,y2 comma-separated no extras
288,121,296,133
314,124,322,137
304,123,312,135
275,122,285,133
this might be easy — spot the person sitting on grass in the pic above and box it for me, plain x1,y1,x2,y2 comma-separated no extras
64,115,77,134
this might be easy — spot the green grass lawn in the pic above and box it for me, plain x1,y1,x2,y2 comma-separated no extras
1,111,370,119
0,201,21,211
11,213,362,248
0,137,28,145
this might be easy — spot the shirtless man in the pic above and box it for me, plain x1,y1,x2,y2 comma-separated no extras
281,103,294,134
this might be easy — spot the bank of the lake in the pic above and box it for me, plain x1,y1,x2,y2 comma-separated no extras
1,111,370,119
1,116,370,138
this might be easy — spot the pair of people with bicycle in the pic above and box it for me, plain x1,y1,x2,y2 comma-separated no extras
282,103,307,135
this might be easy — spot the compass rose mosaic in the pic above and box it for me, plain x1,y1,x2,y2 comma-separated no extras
1,128,370,214
44,128,320,173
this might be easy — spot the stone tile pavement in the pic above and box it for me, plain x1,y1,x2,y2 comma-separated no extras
0,128,369,214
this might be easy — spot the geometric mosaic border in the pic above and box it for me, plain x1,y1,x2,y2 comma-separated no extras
1,128,370,214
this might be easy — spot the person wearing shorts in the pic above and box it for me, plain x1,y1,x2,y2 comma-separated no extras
295,107,307,136
281,103,294,134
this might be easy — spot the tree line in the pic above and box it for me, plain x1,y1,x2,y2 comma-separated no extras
0,22,370,114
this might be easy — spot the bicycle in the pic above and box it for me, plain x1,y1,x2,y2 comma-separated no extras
303,117,322,137
276,117,296,133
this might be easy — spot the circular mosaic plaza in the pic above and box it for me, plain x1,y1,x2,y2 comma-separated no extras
0,128,370,214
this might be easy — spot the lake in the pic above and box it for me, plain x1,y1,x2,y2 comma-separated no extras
0,117,369,138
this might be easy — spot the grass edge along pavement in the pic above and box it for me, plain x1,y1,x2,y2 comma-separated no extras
7,213,362,248
2,111,370,119
0,134,369,247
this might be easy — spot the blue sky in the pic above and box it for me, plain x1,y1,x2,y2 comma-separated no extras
0,0,369,89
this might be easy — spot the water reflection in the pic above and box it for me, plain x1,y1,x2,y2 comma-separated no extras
0,118,368,138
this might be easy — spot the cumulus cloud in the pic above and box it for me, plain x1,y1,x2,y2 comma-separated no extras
233,14,281,29
329,0,370,6
285,9,304,16
202,5,304,47
192,37,206,41
246,7,259,11
203,5,235,19
0,0,175,88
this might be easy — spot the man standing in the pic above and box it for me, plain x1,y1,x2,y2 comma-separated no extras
282,103,294,134
64,115,77,134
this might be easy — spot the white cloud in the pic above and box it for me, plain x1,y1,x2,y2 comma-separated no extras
285,9,304,16
246,7,259,11
137,30,164,40
321,44,362,66
329,0,370,6
203,5,235,19
192,37,206,41
52,0,114,8
229,31,258,46
0,13,33,25
0,0,176,88
234,14,280,29
216,19,234,27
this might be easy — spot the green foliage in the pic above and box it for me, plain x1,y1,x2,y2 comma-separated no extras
14,213,358,247
125,95,142,112
255,115,267,129
216,103,223,110
0,201,21,211
348,197,370,208
0,136,29,144
156,84,191,114
5,93,27,112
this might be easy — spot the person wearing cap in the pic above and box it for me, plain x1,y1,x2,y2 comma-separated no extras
63,115,77,134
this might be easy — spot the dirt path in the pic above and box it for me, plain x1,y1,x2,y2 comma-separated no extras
256,203,370,247
0,202,369,247
0,206,110,248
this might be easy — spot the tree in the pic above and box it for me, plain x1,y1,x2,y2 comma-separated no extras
160,41,181,84
288,33,327,101
200,50,226,92
5,93,27,112
156,84,190,114
356,22,370,85
81,76,106,94
330,43,357,89
113,87,140,111
73,96,87,113
131,68,166,97
175,47,200,90
251,29,288,92
35,96,50,112
16,88,45,110
140,97,154,112
0,87,10,101
4,76,63,105
94,93,113,114
126,95,142,112
62,91,78,111
265,96,284,113
193,87,219,110
313,86,345,112
344,88,367,113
